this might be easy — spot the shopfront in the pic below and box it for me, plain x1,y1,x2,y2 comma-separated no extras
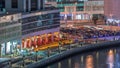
22,32,60,50
0,39,21,56
76,13,90,20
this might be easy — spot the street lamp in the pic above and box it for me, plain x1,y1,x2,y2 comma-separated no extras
47,47,50,57
22,55,25,67
9,60,12,68
96,32,99,43
0,44,1,57
113,31,116,41
58,42,61,53
69,40,71,50
36,50,38,62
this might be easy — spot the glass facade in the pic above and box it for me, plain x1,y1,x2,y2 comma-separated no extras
40,0,44,9
0,14,21,56
22,12,60,35
84,1,104,11
57,0,84,12
11,0,18,8
0,21,21,41
21,11,60,50
0,0,5,11
31,0,38,11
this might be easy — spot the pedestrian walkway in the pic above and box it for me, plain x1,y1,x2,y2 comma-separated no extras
0,58,10,63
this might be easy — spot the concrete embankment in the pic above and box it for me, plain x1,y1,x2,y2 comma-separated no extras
27,40,120,68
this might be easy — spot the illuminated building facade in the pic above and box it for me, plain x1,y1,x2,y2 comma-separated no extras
46,0,104,27
57,0,85,12
21,10,60,49
0,0,60,57
0,14,21,57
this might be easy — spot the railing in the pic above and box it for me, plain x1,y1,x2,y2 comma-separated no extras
27,40,120,68
0,38,120,68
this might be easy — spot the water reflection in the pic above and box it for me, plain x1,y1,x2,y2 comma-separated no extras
48,47,120,68
68,59,71,68
115,52,120,68
85,55,94,68
58,62,61,68
107,50,114,68
74,63,79,68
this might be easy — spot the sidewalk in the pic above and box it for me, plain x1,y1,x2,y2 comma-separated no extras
0,58,10,63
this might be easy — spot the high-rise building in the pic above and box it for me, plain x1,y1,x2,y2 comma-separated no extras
0,0,60,57
88,0,104,1
21,10,60,50
57,0,85,12
0,13,21,57
104,0,120,19
104,0,120,26
5,0,45,12
46,0,104,27
84,1,104,21
0,0,5,12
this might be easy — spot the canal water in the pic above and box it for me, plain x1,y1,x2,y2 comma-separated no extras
47,47,120,68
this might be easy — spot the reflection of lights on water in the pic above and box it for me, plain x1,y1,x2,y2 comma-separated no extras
47,66,50,68
85,55,94,68
107,50,114,68
81,56,84,63
68,59,71,68
74,63,79,68
109,50,114,55
115,53,120,68
58,62,61,68
96,52,99,58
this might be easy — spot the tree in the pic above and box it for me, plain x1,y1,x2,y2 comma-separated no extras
102,15,107,25
92,14,99,25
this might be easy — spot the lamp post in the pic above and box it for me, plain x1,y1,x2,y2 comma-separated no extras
9,60,12,68
47,47,50,57
22,55,25,67
58,42,61,53
96,32,99,43
0,44,1,57
69,40,71,50
113,31,116,41
36,51,38,62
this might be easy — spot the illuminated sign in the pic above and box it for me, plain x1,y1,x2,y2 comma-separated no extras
106,18,120,26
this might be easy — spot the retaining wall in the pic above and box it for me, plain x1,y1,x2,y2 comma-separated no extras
27,40,120,68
